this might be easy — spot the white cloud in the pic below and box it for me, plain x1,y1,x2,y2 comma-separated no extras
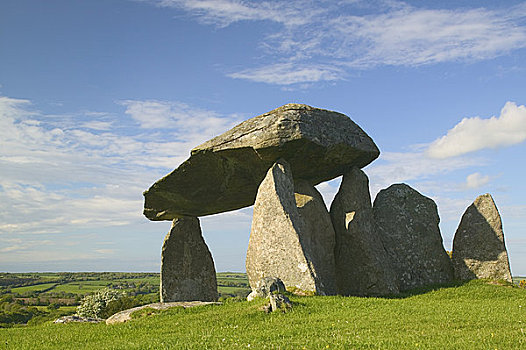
315,179,342,209
0,94,242,241
366,150,486,197
333,5,526,68
80,121,113,130
154,0,319,27
364,150,491,226
228,63,345,85
427,101,526,158
148,1,526,85
465,172,491,189
120,100,241,142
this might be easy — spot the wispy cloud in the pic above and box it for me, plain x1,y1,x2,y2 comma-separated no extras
465,172,491,189
145,0,526,85
427,101,526,158
120,100,240,141
228,63,345,85
366,150,487,196
0,94,241,242
153,0,320,27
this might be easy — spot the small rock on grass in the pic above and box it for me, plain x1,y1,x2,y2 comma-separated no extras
54,315,104,324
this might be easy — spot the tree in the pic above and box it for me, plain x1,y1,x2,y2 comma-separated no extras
76,288,125,318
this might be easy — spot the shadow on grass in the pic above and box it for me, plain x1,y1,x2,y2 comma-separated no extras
381,280,471,299
377,278,516,300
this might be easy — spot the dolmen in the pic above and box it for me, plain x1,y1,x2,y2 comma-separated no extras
142,103,513,301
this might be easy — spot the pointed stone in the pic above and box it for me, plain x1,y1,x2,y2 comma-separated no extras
294,179,337,295
373,184,454,291
246,160,336,295
452,194,512,282
160,217,218,302
330,167,399,296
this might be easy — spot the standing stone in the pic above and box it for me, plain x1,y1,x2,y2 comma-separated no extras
294,179,337,295
452,194,512,282
160,217,218,302
330,167,399,296
373,184,454,291
246,159,337,295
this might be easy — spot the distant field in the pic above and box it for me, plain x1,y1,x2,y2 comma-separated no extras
1,272,251,302
34,306,76,313
49,281,113,294
9,283,58,294
216,272,250,298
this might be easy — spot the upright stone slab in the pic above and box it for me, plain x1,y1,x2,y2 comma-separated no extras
330,167,399,296
246,160,337,295
373,184,454,291
452,194,512,282
160,217,218,302
294,179,337,295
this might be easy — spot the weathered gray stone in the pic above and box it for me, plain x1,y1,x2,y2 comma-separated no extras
246,277,286,301
245,159,337,295
160,217,218,302
54,315,103,324
105,301,221,325
268,293,292,313
294,179,337,295
330,167,399,296
373,184,454,291
452,194,512,282
144,103,380,220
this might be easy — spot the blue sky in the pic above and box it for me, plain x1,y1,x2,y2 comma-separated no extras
1,0,525,275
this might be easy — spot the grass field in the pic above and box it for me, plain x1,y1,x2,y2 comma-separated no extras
9,283,58,294
34,306,77,313
1,280,524,349
49,281,113,294
1,273,160,300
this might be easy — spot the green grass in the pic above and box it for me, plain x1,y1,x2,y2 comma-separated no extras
9,283,58,294
1,280,525,349
46,281,113,294
217,286,250,295
34,306,77,313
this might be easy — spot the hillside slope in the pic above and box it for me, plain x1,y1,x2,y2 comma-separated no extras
1,280,525,349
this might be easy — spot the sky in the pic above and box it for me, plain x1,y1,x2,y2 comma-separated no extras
1,0,525,275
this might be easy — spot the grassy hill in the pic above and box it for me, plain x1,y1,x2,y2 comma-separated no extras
1,279,525,349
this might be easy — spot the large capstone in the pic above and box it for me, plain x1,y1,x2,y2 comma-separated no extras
451,194,512,282
144,104,379,220
160,217,218,302
373,184,454,291
246,159,337,295
330,167,399,296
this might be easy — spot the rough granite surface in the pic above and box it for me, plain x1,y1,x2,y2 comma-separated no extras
373,184,454,291
330,167,399,296
245,159,336,295
246,277,287,301
160,217,218,302
452,194,512,282
143,103,379,220
105,301,220,324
